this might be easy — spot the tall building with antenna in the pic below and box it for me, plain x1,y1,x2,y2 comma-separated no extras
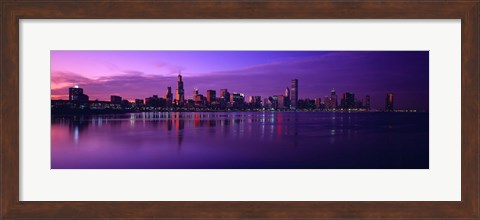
175,72,185,105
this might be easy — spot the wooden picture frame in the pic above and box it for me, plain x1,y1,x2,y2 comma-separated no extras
1,1,478,219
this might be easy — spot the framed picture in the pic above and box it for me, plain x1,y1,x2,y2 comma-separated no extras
1,1,478,219
49,50,429,169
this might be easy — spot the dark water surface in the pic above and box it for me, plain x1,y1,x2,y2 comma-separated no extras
51,112,429,169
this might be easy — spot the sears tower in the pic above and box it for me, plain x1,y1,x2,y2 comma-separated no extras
176,73,185,105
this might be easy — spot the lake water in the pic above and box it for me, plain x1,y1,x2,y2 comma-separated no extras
51,112,429,169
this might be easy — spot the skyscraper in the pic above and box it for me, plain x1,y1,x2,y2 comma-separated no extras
69,85,83,101
219,89,230,108
385,93,394,111
263,98,270,108
175,73,185,105
365,95,371,110
135,99,144,107
230,92,245,108
315,98,322,109
146,95,162,107
272,95,279,109
277,95,286,109
330,88,337,108
193,88,199,98
206,90,216,106
68,85,88,102
248,96,261,109
110,95,122,104
194,93,205,108
355,98,363,109
253,96,262,109
165,86,173,102
324,96,334,109
164,87,173,107
285,87,290,98
219,89,230,104
284,87,290,108
290,79,298,110
341,92,355,109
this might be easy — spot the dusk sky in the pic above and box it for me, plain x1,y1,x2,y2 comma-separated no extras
51,51,429,110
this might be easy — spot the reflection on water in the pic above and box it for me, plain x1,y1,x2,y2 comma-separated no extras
51,112,429,169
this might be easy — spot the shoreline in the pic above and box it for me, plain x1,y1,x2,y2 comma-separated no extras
51,109,424,116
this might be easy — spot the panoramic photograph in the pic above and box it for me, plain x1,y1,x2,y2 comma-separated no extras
51,51,429,169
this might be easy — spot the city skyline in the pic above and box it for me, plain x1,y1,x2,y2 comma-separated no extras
57,76,403,112
51,51,429,111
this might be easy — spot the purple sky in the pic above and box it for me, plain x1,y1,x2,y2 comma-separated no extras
51,51,429,110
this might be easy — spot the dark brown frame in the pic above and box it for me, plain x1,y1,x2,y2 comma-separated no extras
1,0,478,219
